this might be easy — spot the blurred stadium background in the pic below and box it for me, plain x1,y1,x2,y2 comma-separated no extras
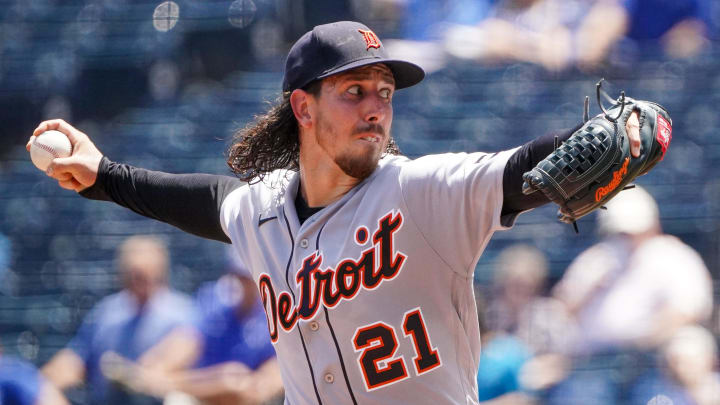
0,0,719,403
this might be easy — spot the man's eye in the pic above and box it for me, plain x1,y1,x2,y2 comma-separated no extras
347,86,360,95
380,88,392,99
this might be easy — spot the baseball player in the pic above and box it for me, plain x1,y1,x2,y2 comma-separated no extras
29,21,648,405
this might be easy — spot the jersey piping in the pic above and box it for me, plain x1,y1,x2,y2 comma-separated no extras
316,222,359,405
282,208,323,405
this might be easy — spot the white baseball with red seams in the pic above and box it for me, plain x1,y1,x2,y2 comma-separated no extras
30,130,73,171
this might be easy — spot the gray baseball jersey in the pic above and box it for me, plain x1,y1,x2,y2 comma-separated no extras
220,150,516,405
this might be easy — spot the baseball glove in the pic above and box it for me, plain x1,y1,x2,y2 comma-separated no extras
522,81,672,227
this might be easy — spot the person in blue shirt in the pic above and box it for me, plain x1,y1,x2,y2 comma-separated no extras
118,246,283,405
192,272,277,371
575,0,715,67
40,235,198,405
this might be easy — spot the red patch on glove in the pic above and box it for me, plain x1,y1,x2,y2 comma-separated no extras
656,115,672,158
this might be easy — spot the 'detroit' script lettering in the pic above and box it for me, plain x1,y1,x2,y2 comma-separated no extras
259,211,406,342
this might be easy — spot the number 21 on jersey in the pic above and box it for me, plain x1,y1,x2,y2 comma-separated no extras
352,307,442,391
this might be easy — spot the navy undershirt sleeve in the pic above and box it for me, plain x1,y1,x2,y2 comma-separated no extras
79,130,580,239
79,157,243,243
501,124,582,225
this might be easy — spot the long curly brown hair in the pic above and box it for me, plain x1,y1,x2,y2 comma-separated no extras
226,81,401,183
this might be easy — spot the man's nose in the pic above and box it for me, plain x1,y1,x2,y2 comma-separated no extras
363,94,388,123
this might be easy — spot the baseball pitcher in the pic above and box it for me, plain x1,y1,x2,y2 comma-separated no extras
28,21,670,405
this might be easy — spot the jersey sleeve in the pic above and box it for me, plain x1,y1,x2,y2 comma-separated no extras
79,157,243,243
217,170,285,255
398,149,517,277
218,186,248,245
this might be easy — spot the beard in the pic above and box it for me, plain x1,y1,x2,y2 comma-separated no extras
317,114,388,180
334,149,381,179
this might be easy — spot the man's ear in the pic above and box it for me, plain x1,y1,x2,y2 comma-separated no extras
290,89,314,129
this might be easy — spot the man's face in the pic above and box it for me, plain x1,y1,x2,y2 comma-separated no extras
312,64,395,180
121,249,166,306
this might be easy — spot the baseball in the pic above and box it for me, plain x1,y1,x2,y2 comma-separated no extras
29,130,73,172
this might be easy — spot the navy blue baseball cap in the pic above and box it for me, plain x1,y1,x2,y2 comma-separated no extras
282,21,425,92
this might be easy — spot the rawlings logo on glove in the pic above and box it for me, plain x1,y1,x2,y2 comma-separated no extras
595,157,629,202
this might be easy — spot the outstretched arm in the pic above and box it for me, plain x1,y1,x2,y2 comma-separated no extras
501,112,641,221
501,126,580,220
80,158,241,243
27,119,243,243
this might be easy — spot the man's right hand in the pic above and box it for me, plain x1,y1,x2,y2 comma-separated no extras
27,119,103,192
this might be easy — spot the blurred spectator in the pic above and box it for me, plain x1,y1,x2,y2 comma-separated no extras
546,186,714,404
475,311,535,404
576,0,713,67
624,0,713,58
571,0,630,69
476,245,572,403
383,0,495,73
554,186,713,353
0,344,68,405
389,0,620,72
401,0,495,41
397,0,713,72
41,235,198,405
103,246,283,405
630,325,720,405
486,244,572,355
445,0,591,71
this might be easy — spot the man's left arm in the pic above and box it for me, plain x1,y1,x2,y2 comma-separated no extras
500,125,579,224
501,111,642,224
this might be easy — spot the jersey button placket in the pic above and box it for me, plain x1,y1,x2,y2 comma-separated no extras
324,373,334,384
309,321,319,331
300,238,309,248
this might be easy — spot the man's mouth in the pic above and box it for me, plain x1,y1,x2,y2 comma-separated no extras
353,123,385,143
360,135,380,143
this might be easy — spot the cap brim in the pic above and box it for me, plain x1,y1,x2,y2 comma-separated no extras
316,58,425,90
